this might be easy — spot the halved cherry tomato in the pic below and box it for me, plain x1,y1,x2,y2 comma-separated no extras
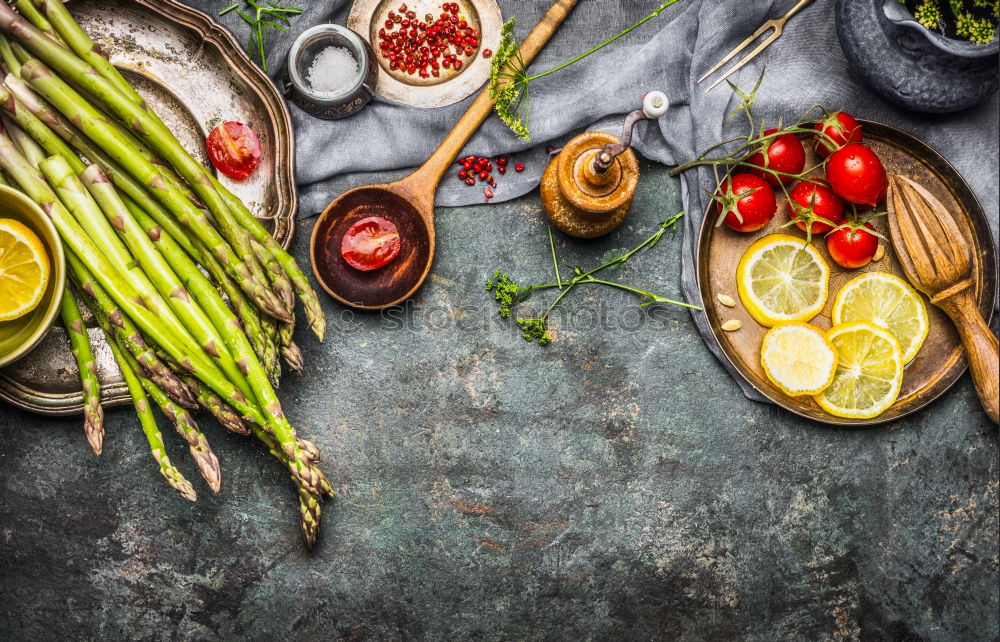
813,111,863,158
748,128,806,186
206,122,261,179
788,179,844,235
826,144,887,208
826,222,879,269
341,216,401,271
715,173,777,233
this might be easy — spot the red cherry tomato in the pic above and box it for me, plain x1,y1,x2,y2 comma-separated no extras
340,216,401,271
826,144,887,208
788,179,845,235
206,122,261,180
715,173,777,232
826,222,879,269
813,111,863,158
748,128,806,186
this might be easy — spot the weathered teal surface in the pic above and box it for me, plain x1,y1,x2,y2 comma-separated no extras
1,161,997,640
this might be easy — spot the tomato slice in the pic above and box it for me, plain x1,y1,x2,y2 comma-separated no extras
340,216,401,271
206,122,261,179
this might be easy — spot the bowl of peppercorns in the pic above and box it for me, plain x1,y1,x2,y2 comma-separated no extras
347,0,503,108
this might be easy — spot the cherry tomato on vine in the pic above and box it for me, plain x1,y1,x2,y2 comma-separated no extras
826,222,879,269
340,216,401,271
826,144,887,208
206,122,261,179
788,179,845,235
714,173,777,233
813,111,863,158
748,128,806,186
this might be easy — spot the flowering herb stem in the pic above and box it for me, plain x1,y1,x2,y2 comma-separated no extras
548,225,563,289
489,0,684,140
486,212,698,345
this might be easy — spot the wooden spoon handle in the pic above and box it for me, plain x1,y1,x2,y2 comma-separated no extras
402,0,580,205
937,292,999,423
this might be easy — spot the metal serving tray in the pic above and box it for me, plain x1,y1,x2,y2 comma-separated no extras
0,0,297,415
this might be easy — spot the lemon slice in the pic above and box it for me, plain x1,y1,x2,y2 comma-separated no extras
832,272,928,364
815,322,904,419
760,322,838,396
737,234,830,327
0,218,50,322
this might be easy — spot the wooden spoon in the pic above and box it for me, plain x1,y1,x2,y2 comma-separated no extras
311,0,580,310
886,174,999,423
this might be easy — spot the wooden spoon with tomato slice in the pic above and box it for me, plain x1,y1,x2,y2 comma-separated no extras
310,0,579,310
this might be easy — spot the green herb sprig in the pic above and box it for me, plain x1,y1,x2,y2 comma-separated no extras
488,0,683,141
486,213,700,345
220,1,303,72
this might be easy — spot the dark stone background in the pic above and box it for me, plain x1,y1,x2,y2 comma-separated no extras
1,162,998,640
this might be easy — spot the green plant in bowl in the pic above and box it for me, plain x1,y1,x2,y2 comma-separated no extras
0,183,65,368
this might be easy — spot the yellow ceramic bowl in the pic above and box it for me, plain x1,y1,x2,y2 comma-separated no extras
0,184,65,369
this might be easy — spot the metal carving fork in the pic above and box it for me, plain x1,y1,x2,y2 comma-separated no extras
698,0,816,91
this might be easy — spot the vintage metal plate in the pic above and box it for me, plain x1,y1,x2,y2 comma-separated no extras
0,0,297,416
697,121,997,426
347,0,502,108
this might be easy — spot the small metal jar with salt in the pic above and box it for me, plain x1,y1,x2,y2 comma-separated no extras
283,24,378,120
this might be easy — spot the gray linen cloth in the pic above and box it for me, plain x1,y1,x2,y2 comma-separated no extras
193,0,999,401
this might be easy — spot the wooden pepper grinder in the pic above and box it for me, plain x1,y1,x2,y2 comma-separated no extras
540,92,669,238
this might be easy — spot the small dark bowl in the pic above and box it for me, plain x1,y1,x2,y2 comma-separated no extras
282,24,378,120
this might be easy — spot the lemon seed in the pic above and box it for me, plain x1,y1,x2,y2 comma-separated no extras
717,293,736,307
721,319,742,332
873,244,885,262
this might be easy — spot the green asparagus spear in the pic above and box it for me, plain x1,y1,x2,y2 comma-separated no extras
101,321,197,502
11,1,63,45
26,0,143,107
58,287,103,455
114,336,222,494
179,374,250,437
0,33,20,76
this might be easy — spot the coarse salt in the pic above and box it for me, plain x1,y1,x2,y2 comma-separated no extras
307,46,358,93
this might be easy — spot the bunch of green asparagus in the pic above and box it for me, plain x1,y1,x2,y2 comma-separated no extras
0,0,330,549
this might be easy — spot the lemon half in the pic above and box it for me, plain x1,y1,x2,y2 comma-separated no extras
737,234,830,327
0,218,50,322
832,272,928,364
761,322,838,396
815,321,904,419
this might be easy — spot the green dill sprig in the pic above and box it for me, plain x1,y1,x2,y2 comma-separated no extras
486,213,700,346
220,1,303,71
489,0,683,141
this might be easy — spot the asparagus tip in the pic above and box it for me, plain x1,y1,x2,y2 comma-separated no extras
281,342,304,373
191,445,222,494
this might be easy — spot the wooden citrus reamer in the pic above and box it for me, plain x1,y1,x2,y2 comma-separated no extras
887,174,999,423
311,0,580,310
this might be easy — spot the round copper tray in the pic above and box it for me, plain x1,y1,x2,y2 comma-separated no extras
0,0,297,416
696,121,997,426
347,0,502,108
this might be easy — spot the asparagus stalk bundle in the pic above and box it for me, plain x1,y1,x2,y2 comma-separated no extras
0,0,331,548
